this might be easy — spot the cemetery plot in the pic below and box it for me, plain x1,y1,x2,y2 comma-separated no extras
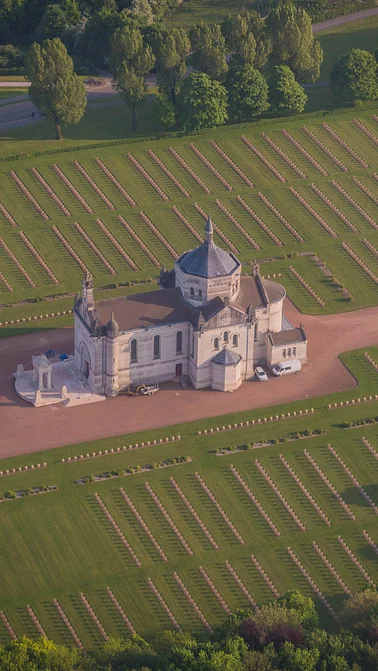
74,161,115,211
230,464,281,537
0,200,17,226
304,449,356,520
168,147,211,193
310,183,358,233
281,130,328,175
337,536,375,587
362,530,378,556
52,226,89,274
215,200,261,250
26,604,46,637
79,594,109,641
31,168,71,216
95,158,137,207
170,477,219,550
322,123,369,168
74,223,117,275
53,165,93,213
261,133,306,179
279,455,330,525
193,202,239,254
302,127,349,172
194,472,245,545
255,460,306,531
0,236,36,288
172,206,203,243
145,482,193,556
189,143,233,191
353,118,378,147
18,231,59,285
106,587,136,635
287,547,339,621
120,488,168,562
312,542,351,595
117,215,160,267
96,219,139,271
250,554,280,598
95,492,142,567
225,561,258,611
148,150,191,198
54,600,85,649
138,211,178,260
289,187,338,238
236,196,283,247
147,578,181,631
127,153,169,202
173,572,213,632
199,566,231,614
241,136,286,183
209,140,254,187
331,181,378,230
10,171,49,221
257,192,304,243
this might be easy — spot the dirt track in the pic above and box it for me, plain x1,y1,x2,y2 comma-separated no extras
1,299,378,458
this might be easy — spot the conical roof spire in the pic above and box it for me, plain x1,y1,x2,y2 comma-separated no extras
205,215,213,244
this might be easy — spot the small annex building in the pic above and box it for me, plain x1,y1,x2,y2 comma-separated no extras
73,217,307,395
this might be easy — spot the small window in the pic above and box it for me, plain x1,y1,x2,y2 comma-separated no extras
287,347,291,357
232,334,238,347
190,287,194,297
223,331,229,343
191,332,195,358
254,323,258,342
176,330,183,355
292,346,297,356
130,338,138,363
214,337,220,351
198,289,202,299
282,349,286,358
153,334,161,359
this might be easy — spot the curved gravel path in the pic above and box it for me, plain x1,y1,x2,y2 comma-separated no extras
1,298,378,457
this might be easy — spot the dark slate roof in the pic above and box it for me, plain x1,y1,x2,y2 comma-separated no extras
177,242,240,279
268,327,307,347
212,348,241,366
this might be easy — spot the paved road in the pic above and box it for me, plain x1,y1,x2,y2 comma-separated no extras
313,6,378,32
1,299,378,458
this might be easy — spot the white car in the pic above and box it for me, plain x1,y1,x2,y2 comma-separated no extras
255,366,268,382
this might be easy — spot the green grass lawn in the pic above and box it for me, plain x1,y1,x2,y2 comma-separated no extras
1,345,378,646
317,15,378,79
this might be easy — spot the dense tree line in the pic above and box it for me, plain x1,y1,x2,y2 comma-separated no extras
2,588,378,670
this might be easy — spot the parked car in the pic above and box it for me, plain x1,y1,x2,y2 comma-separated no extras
255,366,268,382
272,359,301,376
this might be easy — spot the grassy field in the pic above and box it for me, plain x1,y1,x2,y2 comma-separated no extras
0,345,378,646
317,15,378,79
1,108,378,334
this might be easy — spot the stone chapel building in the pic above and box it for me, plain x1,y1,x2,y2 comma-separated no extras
73,217,307,395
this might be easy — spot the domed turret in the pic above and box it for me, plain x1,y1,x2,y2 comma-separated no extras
106,312,119,337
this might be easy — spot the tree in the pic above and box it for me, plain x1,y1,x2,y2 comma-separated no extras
129,0,153,25
226,63,270,121
330,49,378,103
156,27,190,104
190,22,228,80
24,38,86,139
340,588,378,638
110,24,155,129
177,71,228,131
153,94,176,128
266,0,323,83
36,4,69,40
222,13,271,70
269,65,307,115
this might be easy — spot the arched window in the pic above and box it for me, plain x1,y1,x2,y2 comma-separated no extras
214,337,220,350
130,338,138,363
190,287,194,297
176,330,183,354
223,331,229,343
232,334,238,347
153,335,161,359
198,289,202,299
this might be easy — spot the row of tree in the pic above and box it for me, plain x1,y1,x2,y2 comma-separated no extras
1,587,378,670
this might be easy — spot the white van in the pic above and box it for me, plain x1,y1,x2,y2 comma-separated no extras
272,359,301,376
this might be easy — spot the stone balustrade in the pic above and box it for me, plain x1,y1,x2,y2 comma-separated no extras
0,200,17,226
74,160,115,210
287,547,339,621
329,444,378,514
118,214,160,267
147,578,181,630
106,587,136,634
0,611,16,640
342,242,378,284
236,195,283,246
139,211,178,259
53,164,93,213
302,126,348,172
289,266,326,307
173,571,213,631
364,239,378,261
194,202,239,254
199,566,231,614
242,135,286,183
362,529,378,556
10,171,49,220
54,599,85,648
332,181,378,229
322,123,369,168
120,488,168,562
61,435,181,464
197,409,314,436
31,167,71,216
225,560,258,611
96,218,138,271
230,464,281,537
145,482,193,555
128,153,170,201
0,308,73,327
52,226,89,274
262,132,306,178
281,129,328,175
258,192,304,242
189,143,232,191
0,462,46,477
80,593,109,641
168,147,211,194
328,393,378,410
362,435,378,460
0,270,12,292
279,455,330,525
0,235,36,287
304,449,355,519
353,118,378,146
210,140,254,187
215,199,260,250
195,471,245,544
352,176,378,206
26,604,46,637
172,206,202,242
255,459,306,531
96,158,137,206
95,492,141,567
74,222,116,275
310,183,357,232
312,541,351,594
19,231,59,284
338,536,375,586
170,477,219,550
251,554,280,598
148,149,191,198
290,187,338,238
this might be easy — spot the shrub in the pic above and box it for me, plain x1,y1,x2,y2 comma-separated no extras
5,491,16,499
88,474,95,483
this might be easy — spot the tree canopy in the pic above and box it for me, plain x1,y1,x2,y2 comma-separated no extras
190,22,228,80
226,63,270,121
156,27,190,104
269,64,308,114
330,48,378,103
24,37,87,139
177,71,228,131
